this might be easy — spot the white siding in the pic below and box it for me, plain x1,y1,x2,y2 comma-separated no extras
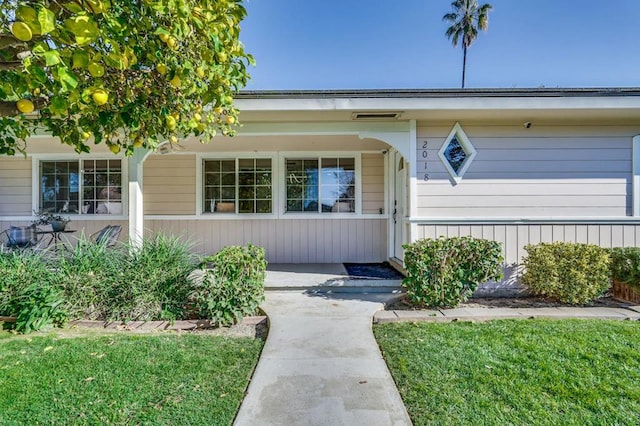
145,218,387,263
416,126,632,218
0,157,32,215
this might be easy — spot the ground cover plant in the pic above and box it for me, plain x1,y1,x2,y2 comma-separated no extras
374,319,640,425
0,330,263,425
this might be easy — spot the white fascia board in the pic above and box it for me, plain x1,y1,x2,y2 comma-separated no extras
235,96,640,113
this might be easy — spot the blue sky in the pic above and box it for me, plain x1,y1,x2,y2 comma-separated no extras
240,0,639,90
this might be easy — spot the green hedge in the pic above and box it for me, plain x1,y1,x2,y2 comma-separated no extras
402,236,504,308
610,247,640,290
193,244,267,326
522,242,610,304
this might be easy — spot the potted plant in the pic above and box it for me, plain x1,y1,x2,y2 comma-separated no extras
33,210,71,232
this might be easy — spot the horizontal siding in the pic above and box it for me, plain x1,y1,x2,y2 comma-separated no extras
143,155,196,215
415,222,640,290
145,218,387,263
0,157,32,215
361,153,385,214
416,130,632,217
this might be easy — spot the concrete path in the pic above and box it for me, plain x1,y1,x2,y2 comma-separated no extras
234,290,412,426
375,305,640,323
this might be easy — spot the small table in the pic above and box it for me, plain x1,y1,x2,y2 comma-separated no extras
37,229,76,252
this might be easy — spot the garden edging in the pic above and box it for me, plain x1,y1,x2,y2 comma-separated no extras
1,315,267,332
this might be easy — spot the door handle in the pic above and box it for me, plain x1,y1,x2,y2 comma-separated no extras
392,208,397,223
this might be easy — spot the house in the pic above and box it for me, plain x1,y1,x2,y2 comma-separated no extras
1,88,639,289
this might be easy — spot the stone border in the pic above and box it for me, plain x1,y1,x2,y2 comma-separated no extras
374,306,640,324
1,315,267,331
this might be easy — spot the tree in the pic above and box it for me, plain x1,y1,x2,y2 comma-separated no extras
443,0,492,89
0,0,253,156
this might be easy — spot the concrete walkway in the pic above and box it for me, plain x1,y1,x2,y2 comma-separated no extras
235,264,640,425
234,290,412,426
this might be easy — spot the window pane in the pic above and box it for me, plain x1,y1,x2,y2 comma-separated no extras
320,157,356,213
286,159,318,212
81,159,122,215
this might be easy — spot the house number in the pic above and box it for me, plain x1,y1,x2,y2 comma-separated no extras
421,141,430,181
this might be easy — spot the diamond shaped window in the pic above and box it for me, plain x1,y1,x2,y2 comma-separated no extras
438,122,476,183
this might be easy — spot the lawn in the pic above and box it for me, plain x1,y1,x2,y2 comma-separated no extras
374,319,640,426
0,330,263,425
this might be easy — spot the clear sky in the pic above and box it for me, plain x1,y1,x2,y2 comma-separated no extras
239,0,640,90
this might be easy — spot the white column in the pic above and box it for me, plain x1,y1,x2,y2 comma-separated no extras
634,135,640,217
128,149,150,247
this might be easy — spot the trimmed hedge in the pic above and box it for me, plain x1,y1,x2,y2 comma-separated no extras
610,247,640,290
522,242,610,304
402,236,504,308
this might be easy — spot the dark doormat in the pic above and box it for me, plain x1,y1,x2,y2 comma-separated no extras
343,262,405,279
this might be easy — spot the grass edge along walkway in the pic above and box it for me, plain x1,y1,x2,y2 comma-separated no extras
374,319,640,426
0,331,264,425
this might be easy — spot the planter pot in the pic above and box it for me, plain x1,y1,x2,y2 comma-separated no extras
611,280,640,304
50,221,67,232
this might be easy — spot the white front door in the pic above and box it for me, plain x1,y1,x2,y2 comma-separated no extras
392,152,406,261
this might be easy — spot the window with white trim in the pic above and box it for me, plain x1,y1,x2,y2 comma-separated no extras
39,159,122,215
285,157,356,213
203,158,273,214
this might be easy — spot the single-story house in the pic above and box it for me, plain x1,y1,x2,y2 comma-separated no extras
2,88,639,289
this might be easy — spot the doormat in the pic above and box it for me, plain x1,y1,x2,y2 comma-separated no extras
343,262,405,279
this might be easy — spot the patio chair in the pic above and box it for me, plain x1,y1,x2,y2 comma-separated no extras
0,224,41,251
90,225,122,247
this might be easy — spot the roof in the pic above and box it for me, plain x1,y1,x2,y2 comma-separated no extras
236,87,640,100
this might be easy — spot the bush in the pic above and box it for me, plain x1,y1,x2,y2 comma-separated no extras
522,242,610,304
610,247,640,290
0,251,67,333
402,236,504,308
58,234,198,321
192,244,267,326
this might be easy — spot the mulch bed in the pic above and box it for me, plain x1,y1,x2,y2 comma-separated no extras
386,295,633,311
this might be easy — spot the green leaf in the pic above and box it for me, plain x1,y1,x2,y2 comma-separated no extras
57,68,79,91
37,7,55,35
42,51,61,66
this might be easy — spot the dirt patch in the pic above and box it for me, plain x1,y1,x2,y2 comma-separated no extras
386,294,632,311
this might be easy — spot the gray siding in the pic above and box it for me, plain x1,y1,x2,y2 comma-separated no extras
0,157,32,215
416,126,632,218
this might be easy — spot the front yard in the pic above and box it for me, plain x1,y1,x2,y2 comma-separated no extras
375,319,640,425
0,330,263,425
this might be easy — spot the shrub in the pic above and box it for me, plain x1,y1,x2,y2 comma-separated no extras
610,247,640,290
192,244,267,326
0,251,67,333
522,242,610,304
58,234,198,321
402,236,504,308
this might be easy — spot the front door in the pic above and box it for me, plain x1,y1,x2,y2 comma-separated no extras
392,152,406,261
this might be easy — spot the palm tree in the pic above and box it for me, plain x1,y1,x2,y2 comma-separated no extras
443,0,493,88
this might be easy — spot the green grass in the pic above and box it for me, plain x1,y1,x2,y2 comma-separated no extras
374,319,640,426
0,330,263,425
